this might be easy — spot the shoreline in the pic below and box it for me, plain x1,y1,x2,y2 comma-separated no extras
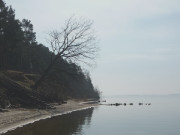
0,100,98,135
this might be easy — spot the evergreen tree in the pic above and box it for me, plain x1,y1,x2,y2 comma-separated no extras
21,19,36,44
0,0,24,70
0,0,100,101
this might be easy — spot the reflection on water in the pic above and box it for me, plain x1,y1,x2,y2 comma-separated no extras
4,95,180,135
4,108,94,135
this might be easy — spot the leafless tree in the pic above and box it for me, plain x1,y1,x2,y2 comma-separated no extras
33,16,98,89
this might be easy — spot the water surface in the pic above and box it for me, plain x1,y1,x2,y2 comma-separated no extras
4,95,180,135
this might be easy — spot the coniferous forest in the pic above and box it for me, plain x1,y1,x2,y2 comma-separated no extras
0,0,100,109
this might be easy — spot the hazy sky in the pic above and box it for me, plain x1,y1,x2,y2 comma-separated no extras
6,0,180,95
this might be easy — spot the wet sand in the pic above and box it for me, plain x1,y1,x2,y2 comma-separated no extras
0,100,98,134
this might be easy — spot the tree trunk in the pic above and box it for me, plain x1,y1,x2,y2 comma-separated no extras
32,56,59,89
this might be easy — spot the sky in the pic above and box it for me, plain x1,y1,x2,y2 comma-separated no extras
5,0,180,95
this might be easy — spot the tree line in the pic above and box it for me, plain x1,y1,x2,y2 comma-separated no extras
0,0,100,101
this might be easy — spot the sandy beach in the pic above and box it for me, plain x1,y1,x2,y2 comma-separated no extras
0,100,98,134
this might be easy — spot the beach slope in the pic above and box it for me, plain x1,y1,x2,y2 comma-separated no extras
0,100,98,134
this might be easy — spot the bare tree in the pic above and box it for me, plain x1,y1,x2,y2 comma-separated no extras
33,16,98,89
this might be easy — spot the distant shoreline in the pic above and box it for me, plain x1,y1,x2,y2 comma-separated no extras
0,100,98,135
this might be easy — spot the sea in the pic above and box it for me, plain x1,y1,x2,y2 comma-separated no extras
4,95,180,135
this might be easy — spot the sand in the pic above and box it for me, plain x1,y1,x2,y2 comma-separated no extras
0,100,98,134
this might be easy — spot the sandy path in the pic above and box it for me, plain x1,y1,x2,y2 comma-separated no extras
0,100,97,134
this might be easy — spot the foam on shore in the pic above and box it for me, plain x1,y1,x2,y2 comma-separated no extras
0,101,97,135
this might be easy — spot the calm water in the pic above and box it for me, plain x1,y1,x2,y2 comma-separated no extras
4,95,180,135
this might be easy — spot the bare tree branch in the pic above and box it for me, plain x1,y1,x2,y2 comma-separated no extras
33,16,99,89
49,16,98,64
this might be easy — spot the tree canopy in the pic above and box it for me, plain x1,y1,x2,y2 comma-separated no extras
0,0,100,102
33,16,98,88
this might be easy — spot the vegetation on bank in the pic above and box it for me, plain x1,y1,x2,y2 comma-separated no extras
0,0,100,109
